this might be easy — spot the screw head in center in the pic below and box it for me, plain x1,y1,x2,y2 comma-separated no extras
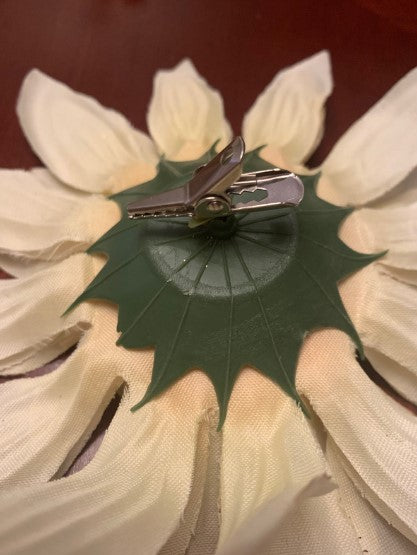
207,200,224,212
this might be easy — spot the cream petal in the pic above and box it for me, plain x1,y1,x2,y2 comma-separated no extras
242,51,332,164
327,439,417,554
298,330,417,544
218,369,327,546
381,266,417,287
160,411,216,554
0,169,119,262
359,270,417,371
0,317,214,554
322,66,417,205
256,488,362,555
0,337,120,486
147,59,232,160
368,166,417,210
0,410,199,554
355,203,417,271
332,441,417,548
368,347,417,417
17,70,158,193
0,255,49,278
217,475,360,555
0,254,94,375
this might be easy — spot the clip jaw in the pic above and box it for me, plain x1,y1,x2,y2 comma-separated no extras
127,137,304,225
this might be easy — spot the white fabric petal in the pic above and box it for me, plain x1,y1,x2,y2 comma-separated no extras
257,487,362,555
218,369,327,546
0,305,217,555
0,401,198,555
368,347,417,418
298,330,417,544
0,254,94,375
219,474,366,554
327,439,417,554
322,66,417,205
359,270,417,371
17,70,158,193
0,255,50,278
355,203,417,271
160,412,217,554
0,337,120,486
0,169,119,262
383,266,417,287
369,166,417,210
147,59,232,160
242,51,332,164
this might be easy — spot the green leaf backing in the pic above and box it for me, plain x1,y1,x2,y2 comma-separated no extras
69,148,382,428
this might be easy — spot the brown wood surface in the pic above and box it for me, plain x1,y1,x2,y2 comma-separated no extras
0,0,416,471
1,0,417,171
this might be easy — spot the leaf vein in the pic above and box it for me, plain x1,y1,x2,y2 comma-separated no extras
231,238,298,398
118,239,214,343
139,240,218,395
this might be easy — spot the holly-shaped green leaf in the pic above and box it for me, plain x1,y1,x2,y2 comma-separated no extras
69,148,382,428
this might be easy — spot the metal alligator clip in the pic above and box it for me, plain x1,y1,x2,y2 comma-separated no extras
127,137,304,226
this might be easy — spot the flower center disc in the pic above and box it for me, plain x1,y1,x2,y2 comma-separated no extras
140,209,298,299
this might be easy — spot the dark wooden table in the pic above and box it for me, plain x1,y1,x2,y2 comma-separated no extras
1,0,417,170
1,0,417,469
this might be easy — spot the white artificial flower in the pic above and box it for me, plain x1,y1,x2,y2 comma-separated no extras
0,52,416,554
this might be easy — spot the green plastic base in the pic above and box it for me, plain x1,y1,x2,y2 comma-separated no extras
68,148,383,427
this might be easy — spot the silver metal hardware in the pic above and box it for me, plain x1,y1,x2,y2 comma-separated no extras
127,137,304,224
